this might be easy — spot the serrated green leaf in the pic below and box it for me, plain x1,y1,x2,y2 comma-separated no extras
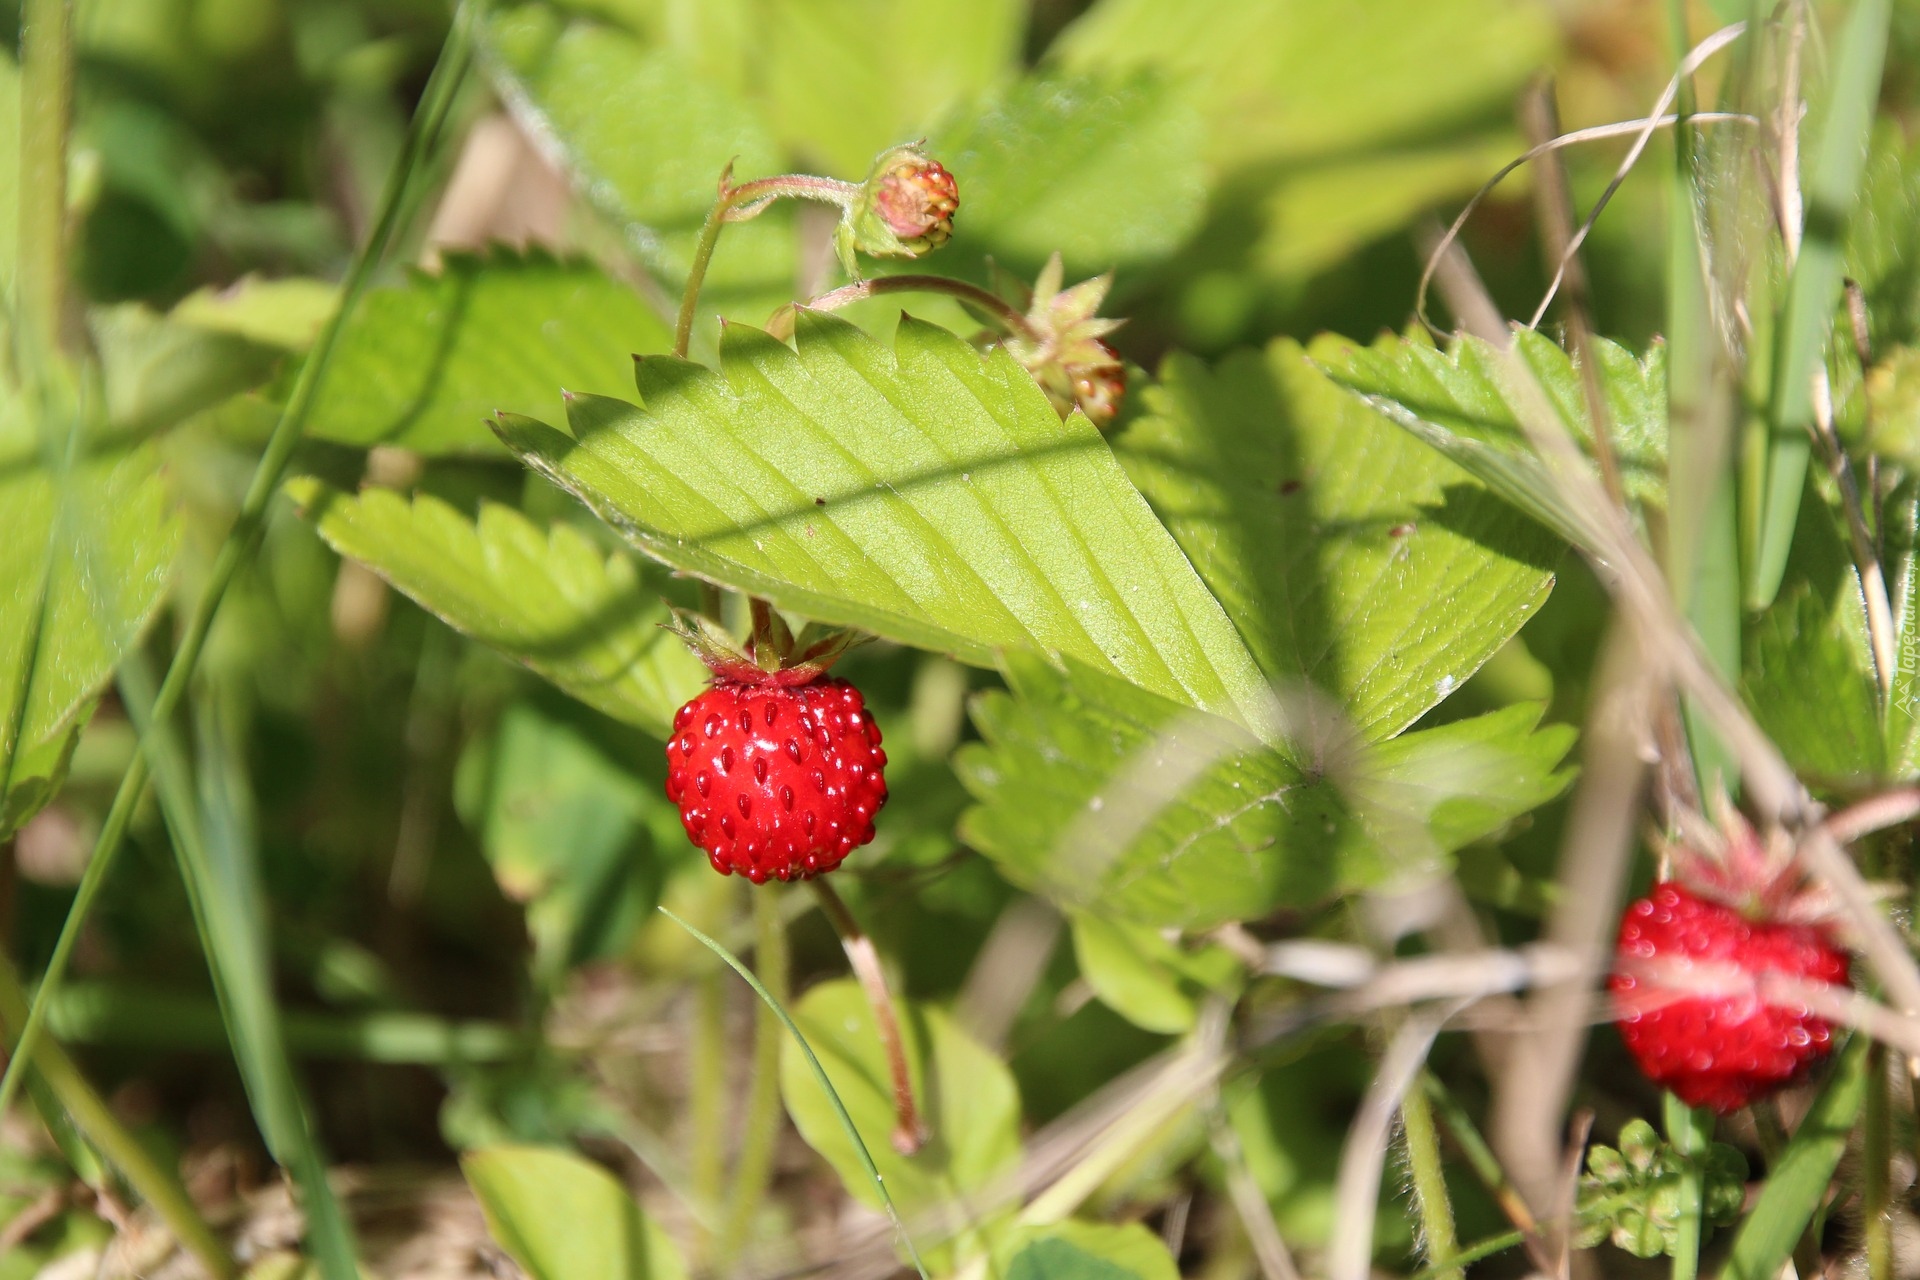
301,250,671,454
928,74,1207,274
755,0,1023,175
1742,490,1885,782
1318,328,1669,548
1117,337,1560,738
955,653,1573,928
464,1144,686,1280
492,312,1276,737
1000,1223,1180,1280
0,405,179,837
1054,0,1553,171
286,478,704,739
778,977,1020,1223
485,9,791,324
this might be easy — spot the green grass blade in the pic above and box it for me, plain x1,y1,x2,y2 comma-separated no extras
1665,1095,1713,1280
0,0,475,1127
117,652,361,1280
1719,1035,1869,1280
1750,0,1891,607
657,906,930,1280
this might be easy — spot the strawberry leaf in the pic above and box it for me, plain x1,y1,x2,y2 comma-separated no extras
778,977,1019,1229
928,73,1208,275
955,653,1575,928
1316,329,1669,550
302,250,671,455
1,398,180,838
1116,337,1561,738
464,1144,687,1280
286,478,705,739
492,312,1278,738
483,11,792,328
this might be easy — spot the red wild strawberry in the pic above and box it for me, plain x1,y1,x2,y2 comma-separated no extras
1611,881,1850,1114
665,676,887,884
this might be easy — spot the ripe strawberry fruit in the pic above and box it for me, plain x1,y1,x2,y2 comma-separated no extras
665,676,887,884
1611,881,1850,1113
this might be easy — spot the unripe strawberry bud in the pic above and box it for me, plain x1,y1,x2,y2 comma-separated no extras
845,144,959,265
1001,255,1130,429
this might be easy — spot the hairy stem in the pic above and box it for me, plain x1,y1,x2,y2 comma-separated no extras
1867,1042,1892,1280
1401,1080,1461,1280
716,889,790,1267
0,0,476,1125
689,965,728,1263
1663,1093,1711,1280
16,0,73,367
674,194,732,359
810,878,924,1153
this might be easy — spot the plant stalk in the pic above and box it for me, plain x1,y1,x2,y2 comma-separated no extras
1866,1041,1893,1280
689,964,728,1263
809,878,925,1153
0,0,477,1125
16,0,73,368
1663,1093,1711,1280
716,888,790,1267
1401,1079,1461,1280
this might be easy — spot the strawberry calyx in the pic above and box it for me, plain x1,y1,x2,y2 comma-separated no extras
1658,793,1851,935
665,603,868,688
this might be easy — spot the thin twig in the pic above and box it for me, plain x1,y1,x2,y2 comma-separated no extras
809,878,925,1154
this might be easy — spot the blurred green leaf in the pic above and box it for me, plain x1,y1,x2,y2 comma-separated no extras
1318,329,1669,548
1118,337,1561,738
492,313,1277,737
928,74,1206,275
92,303,284,435
1254,138,1517,280
464,1144,687,1280
0,400,180,839
287,478,705,739
1000,1222,1181,1280
1055,0,1554,170
756,0,1023,174
956,653,1573,928
1720,1036,1867,1280
1069,913,1240,1034
302,250,671,454
459,699,665,983
1743,484,1886,782
779,977,1020,1223
485,8,791,323
171,275,340,351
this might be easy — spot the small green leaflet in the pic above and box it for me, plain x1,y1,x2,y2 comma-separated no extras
287,478,704,739
464,1144,687,1280
1318,328,1669,547
778,978,1020,1230
1118,336,1562,739
1,394,180,837
301,250,672,454
1000,1223,1181,1280
956,653,1574,929
492,312,1278,739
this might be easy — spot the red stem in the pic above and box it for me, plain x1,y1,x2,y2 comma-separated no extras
810,878,926,1154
